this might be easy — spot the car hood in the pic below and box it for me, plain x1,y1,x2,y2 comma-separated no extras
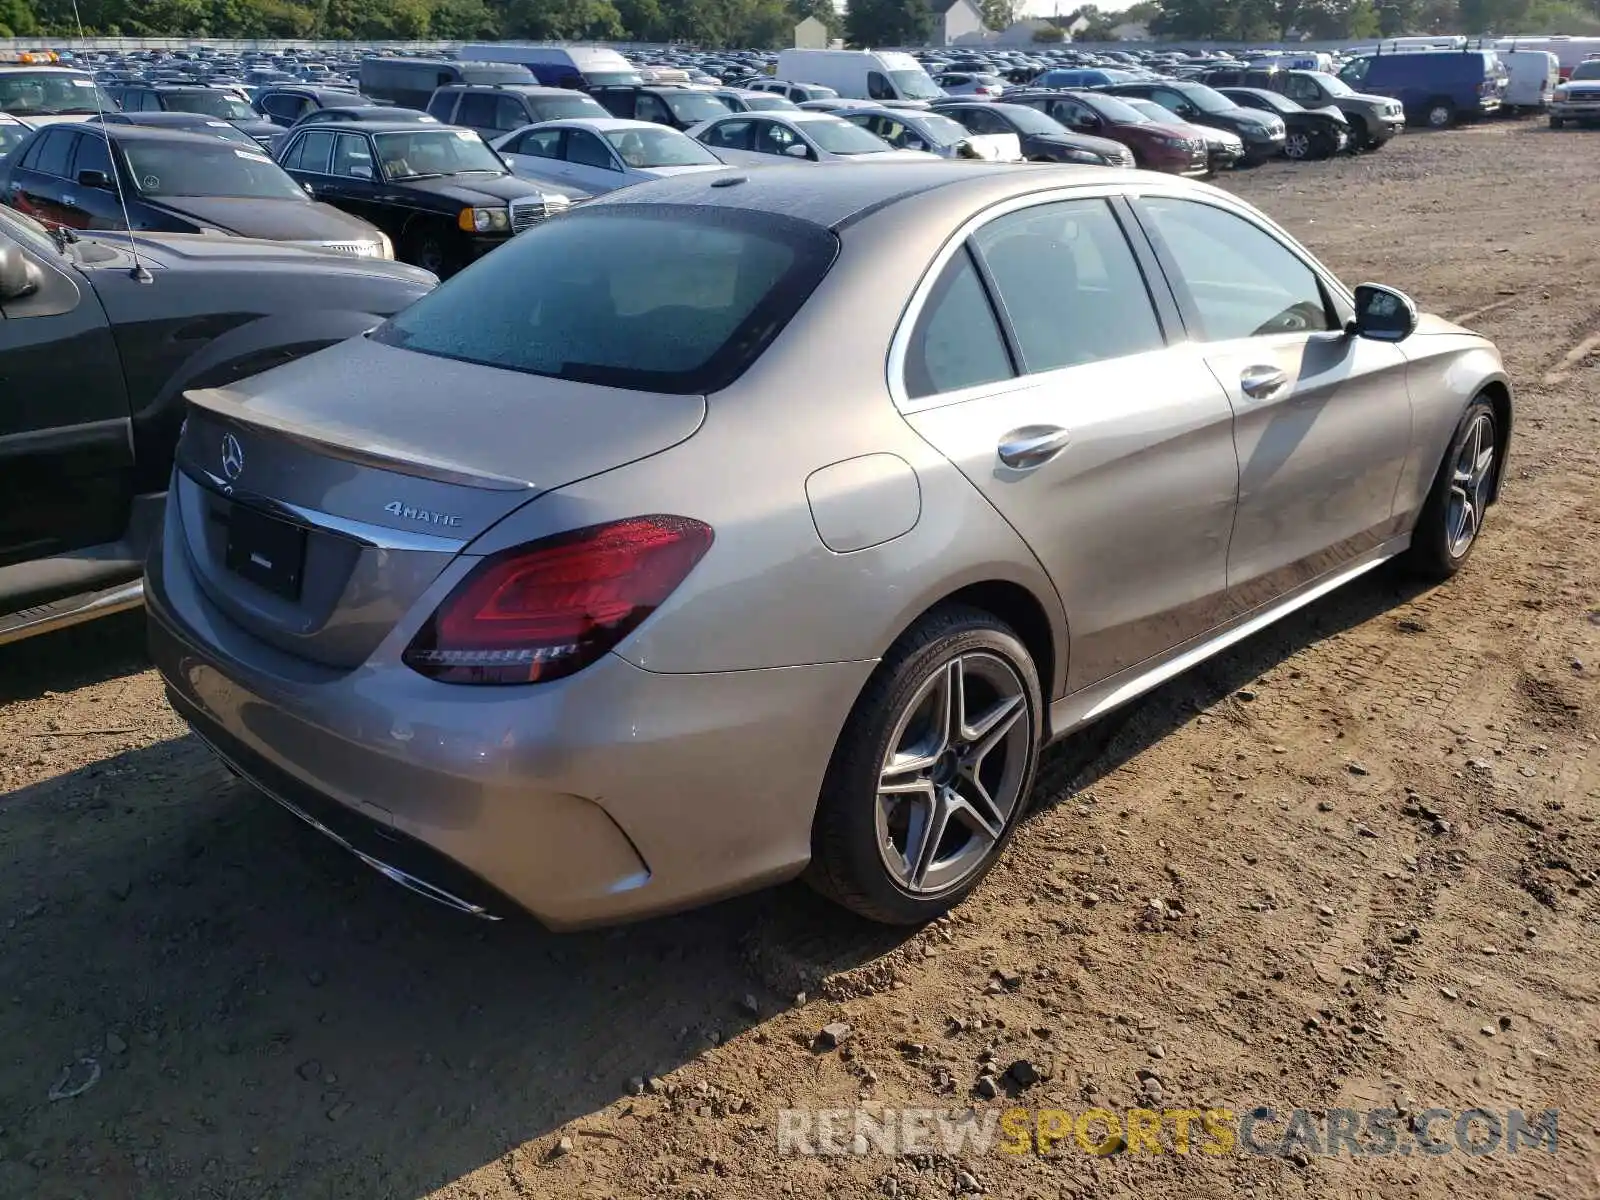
1141,120,1206,142
838,148,942,162
1343,90,1400,109
396,172,588,204
144,195,382,242
637,162,731,178
229,117,281,140
80,229,435,284
1560,81,1600,93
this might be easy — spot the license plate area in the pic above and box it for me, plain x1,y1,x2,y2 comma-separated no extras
224,504,307,601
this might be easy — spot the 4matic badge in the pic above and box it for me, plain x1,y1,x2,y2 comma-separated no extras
384,501,462,528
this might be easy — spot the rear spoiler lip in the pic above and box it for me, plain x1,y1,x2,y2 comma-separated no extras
185,386,537,494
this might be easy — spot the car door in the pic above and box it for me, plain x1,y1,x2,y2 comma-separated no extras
62,130,127,231
5,128,77,230
0,211,134,565
499,126,567,182
278,126,336,201
561,127,628,190
898,196,1240,692
1129,194,1412,611
696,117,758,163
322,131,382,222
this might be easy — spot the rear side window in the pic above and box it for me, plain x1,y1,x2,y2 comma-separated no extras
905,247,1014,400
373,205,840,395
974,199,1165,373
286,129,334,173
454,93,498,127
31,129,75,177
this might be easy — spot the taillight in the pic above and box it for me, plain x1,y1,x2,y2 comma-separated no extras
403,515,713,685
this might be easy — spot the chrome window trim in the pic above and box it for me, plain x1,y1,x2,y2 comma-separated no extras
886,179,1356,415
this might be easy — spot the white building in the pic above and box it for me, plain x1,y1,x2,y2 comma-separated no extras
928,0,987,47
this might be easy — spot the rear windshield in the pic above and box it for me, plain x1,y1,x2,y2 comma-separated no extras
372,205,839,395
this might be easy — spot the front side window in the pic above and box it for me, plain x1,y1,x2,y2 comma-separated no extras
513,128,563,158
73,132,114,179
285,129,334,173
804,117,893,155
493,96,528,131
905,246,1014,400
974,199,1165,373
372,205,839,395
329,132,376,179
754,120,804,156
426,92,456,120
564,129,617,169
868,71,896,100
701,119,752,150
453,93,498,127
1137,197,1333,340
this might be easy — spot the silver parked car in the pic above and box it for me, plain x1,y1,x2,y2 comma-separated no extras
689,110,939,164
492,117,728,195
147,163,1511,929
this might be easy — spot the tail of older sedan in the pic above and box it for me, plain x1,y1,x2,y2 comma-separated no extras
146,164,1511,930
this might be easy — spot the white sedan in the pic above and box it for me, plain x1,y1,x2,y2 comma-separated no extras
491,117,729,195
687,111,941,165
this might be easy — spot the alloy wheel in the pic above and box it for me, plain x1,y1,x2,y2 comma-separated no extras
1446,412,1495,558
875,652,1031,896
1285,131,1310,159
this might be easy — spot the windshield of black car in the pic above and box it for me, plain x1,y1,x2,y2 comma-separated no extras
0,71,116,116
160,91,258,120
1308,72,1353,96
374,128,504,178
606,125,720,166
664,91,731,123
528,95,609,121
890,68,945,99
373,205,839,395
1571,61,1600,81
122,141,308,199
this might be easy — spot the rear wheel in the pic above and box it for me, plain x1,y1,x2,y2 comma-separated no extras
807,605,1043,925
1404,398,1498,580
1426,98,1456,128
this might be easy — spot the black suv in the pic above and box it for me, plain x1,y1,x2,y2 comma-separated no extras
0,203,434,646
103,84,279,147
425,84,609,143
590,85,733,130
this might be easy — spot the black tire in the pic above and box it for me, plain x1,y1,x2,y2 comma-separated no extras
806,604,1043,925
1550,115,1565,129
403,224,466,278
1347,115,1371,150
1311,129,1340,159
1404,397,1498,581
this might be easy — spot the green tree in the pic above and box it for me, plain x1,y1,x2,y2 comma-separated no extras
504,0,622,38
0,0,39,35
1032,22,1065,39
1345,0,1382,35
979,0,1019,29
844,0,932,46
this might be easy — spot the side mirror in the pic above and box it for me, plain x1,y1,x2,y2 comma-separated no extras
77,169,112,189
1349,283,1419,342
0,242,41,302
783,142,810,158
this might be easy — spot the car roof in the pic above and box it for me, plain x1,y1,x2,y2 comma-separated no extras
588,160,1138,231
438,83,575,96
303,120,460,135
68,123,260,147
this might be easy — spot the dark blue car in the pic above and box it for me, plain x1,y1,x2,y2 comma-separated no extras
1339,51,1507,128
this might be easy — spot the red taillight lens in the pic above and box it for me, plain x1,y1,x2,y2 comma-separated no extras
403,515,713,685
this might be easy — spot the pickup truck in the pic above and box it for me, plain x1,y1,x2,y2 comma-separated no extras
0,204,435,645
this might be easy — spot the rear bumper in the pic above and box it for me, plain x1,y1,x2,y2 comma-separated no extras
145,506,875,929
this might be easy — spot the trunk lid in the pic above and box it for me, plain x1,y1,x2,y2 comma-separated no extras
174,335,705,668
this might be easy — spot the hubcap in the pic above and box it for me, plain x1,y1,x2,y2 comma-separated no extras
1446,413,1495,558
1286,132,1309,158
875,653,1030,897
1429,106,1451,127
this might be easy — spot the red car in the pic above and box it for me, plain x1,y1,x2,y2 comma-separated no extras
1006,88,1210,176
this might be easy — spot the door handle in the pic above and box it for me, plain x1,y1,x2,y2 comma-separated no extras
998,425,1072,470
1239,365,1290,399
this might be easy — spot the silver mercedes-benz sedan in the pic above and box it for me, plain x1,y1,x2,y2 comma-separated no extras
146,162,1512,929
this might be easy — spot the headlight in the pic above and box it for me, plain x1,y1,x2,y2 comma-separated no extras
458,206,510,233
1064,149,1106,164
1157,135,1189,148
1554,86,1570,99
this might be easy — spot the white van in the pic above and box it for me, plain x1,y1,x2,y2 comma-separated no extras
1498,49,1559,111
1496,36,1600,79
775,49,944,103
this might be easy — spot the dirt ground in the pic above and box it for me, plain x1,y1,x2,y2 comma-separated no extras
2,117,1598,1200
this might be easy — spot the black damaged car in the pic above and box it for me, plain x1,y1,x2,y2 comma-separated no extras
1217,87,1350,160
0,202,434,646
273,121,585,275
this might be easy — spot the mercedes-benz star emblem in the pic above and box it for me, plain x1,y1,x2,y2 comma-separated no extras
221,433,244,481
